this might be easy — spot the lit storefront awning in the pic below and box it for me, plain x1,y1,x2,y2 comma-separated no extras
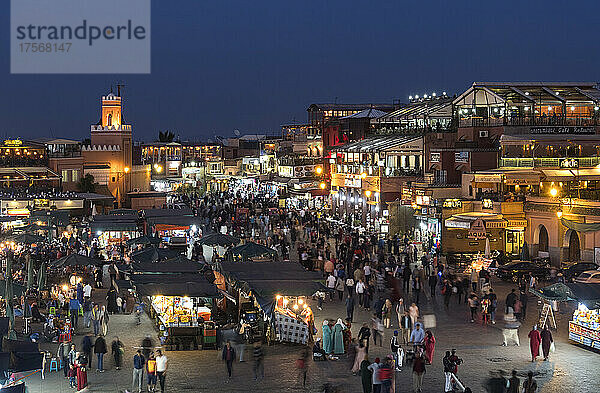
541,169,574,181
445,212,507,229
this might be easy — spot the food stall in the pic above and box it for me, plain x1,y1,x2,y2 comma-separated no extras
273,294,313,344
90,214,140,248
531,282,600,351
146,216,203,247
225,242,277,262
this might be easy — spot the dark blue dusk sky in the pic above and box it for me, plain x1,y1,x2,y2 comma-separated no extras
1,0,599,142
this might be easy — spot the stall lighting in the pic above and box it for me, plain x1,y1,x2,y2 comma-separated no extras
595,107,599,111
341,195,347,201
360,172,367,179
358,198,363,203
365,190,372,198
375,205,380,212
293,304,299,310
548,106,552,111
124,167,130,173
571,106,575,111
556,211,563,218
276,295,281,300
550,188,558,197
96,231,102,236
298,298,304,305
61,284,69,292
315,166,323,175
350,197,355,203
319,182,326,189
303,304,308,309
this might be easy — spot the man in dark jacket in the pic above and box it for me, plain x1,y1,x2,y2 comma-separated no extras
345,295,355,322
222,341,236,378
519,290,528,319
94,335,107,372
505,289,517,313
82,334,93,368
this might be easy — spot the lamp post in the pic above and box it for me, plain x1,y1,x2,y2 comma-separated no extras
116,166,130,208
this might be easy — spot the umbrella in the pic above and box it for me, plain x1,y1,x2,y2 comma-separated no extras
9,233,44,245
126,235,161,247
5,253,16,339
520,241,530,261
226,242,277,262
22,223,50,233
37,261,46,290
51,253,103,268
484,237,490,258
197,233,240,247
26,259,33,290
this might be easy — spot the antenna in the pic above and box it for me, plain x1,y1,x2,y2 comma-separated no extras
117,83,125,97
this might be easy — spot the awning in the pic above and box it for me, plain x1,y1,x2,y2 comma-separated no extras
444,213,507,229
541,169,574,181
507,219,528,228
504,173,540,185
135,281,219,298
473,174,502,183
570,168,600,180
560,217,600,233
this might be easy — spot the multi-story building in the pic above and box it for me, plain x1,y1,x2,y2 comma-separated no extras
35,138,84,191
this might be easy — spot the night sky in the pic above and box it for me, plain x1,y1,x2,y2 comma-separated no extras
1,0,599,142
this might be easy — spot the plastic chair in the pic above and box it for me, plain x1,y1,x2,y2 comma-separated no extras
49,358,58,372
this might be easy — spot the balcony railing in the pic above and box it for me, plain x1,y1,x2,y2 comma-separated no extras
500,156,600,168
459,116,598,128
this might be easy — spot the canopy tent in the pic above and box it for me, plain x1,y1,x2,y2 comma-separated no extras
530,283,600,309
135,281,219,298
50,253,103,268
131,273,208,284
8,234,44,245
20,223,51,233
131,246,181,263
131,256,203,274
197,233,240,247
0,282,26,298
561,218,600,233
142,208,193,218
126,235,161,247
225,242,277,262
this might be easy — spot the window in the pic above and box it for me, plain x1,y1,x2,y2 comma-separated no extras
62,170,69,182
71,169,79,183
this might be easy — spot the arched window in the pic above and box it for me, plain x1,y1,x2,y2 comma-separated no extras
568,230,580,262
539,225,549,252
107,113,112,126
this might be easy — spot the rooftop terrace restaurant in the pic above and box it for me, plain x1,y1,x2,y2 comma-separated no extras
454,82,600,129
372,95,454,134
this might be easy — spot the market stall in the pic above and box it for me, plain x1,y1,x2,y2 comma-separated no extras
531,282,600,351
90,214,140,250
225,242,277,262
146,216,203,248
196,233,240,263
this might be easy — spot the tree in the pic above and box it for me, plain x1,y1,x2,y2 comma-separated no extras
158,130,175,142
77,173,97,193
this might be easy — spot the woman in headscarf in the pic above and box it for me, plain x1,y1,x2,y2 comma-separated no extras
359,354,372,393
541,325,553,361
528,325,541,362
322,320,332,354
423,330,436,365
351,341,367,374
332,318,346,355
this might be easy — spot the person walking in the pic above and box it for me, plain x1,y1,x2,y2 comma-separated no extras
358,322,371,352
395,298,404,328
326,273,336,301
412,351,426,393
368,357,382,393
507,369,520,393
370,314,383,347
428,274,437,298
346,294,355,322
401,310,413,345
468,293,478,323
352,341,367,374
82,334,93,368
523,371,538,392
528,325,542,362
58,341,70,378
222,341,236,379
111,336,124,370
146,353,157,393
360,355,372,393
403,264,412,293
252,341,264,381
94,335,107,372
296,346,309,387
383,299,393,329
423,330,435,365
155,349,168,393
91,304,101,336
356,279,366,308
505,289,517,314
335,276,345,301
390,331,402,371
443,351,453,393
68,296,81,329
408,303,419,326
346,276,355,297
541,325,554,361
132,349,145,393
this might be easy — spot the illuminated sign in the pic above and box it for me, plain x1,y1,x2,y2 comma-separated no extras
344,176,362,188
482,199,493,209
3,139,22,146
455,151,469,163
443,199,462,209
560,158,579,168
468,218,487,239
430,152,440,163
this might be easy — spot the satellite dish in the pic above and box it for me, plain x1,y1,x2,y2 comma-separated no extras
207,138,214,143
234,129,241,137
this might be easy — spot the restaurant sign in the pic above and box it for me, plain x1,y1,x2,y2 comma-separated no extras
430,152,441,163
455,151,469,163
560,158,579,168
443,199,462,209
482,199,493,209
530,126,595,135
468,218,487,239
344,176,362,188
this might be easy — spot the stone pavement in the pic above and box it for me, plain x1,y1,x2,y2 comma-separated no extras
20,276,600,393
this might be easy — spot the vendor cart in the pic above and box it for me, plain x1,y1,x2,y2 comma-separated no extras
202,321,217,349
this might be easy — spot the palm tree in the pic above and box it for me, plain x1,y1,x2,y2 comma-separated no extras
77,173,97,193
158,130,175,142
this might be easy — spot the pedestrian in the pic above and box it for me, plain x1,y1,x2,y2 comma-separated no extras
443,351,454,393
346,294,355,322
370,314,383,347
323,320,333,354
487,288,497,324
412,276,422,304
360,355,372,393
222,341,236,379
423,330,435,365
383,299,393,329
409,323,425,349
252,341,264,381
403,265,412,293
468,293,478,323
333,318,346,355
94,335,107,372
428,274,437,298
523,371,538,393
378,357,393,393
346,276,355,297
75,354,88,391
358,322,371,352
356,279,366,308
507,369,520,393
155,349,168,393
541,325,554,361
146,353,157,393
368,357,382,393
390,331,402,371
412,351,426,393
528,325,541,362
408,302,419,326
326,273,336,301
395,298,404,328
501,311,521,346
514,297,523,321
68,296,81,329
132,349,145,393
58,341,70,378
336,276,345,301
505,289,517,314
91,304,100,336
296,346,309,387
352,341,367,374
67,364,77,389
82,298,92,328
520,290,529,320
82,334,93,368
112,336,124,370
401,310,413,345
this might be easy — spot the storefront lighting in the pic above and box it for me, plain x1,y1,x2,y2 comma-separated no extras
550,188,558,197
365,190,372,197
358,198,363,203
432,92,436,97
319,182,326,189
415,95,419,99
524,106,529,111
350,197,355,203
556,211,563,218
293,304,299,310
315,166,323,175
61,284,69,292
124,166,130,173
409,96,413,100
595,106,599,111
494,108,498,113
360,172,367,179
571,106,575,111
548,106,552,111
